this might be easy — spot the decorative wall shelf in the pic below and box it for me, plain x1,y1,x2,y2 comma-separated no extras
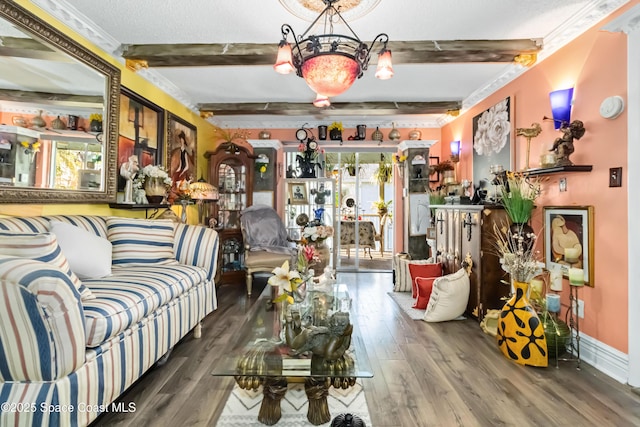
109,203,170,219
524,165,593,176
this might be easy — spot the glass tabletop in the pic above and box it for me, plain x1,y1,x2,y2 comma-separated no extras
211,283,372,379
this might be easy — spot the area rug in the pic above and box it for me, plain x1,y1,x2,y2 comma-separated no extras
216,381,372,426
387,291,425,320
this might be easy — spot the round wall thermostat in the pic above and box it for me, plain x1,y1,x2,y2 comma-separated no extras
599,96,625,119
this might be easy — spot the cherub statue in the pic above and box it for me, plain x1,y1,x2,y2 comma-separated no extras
119,155,139,203
549,120,586,166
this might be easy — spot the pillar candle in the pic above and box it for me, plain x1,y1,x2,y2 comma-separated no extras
546,294,561,313
549,265,563,291
530,279,544,300
568,267,584,286
564,247,579,263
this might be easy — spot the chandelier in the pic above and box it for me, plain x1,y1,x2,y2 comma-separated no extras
274,0,393,105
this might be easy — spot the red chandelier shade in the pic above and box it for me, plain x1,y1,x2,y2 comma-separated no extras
301,55,360,98
375,49,394,80
273,42,294,74
313,93,331,108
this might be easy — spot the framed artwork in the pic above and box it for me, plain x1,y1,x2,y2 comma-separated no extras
543,206,595,286
429,156,440,183
118,87,164,191
166,112,197,192
288,182,308,205
472,96,513,199
409,193,430,236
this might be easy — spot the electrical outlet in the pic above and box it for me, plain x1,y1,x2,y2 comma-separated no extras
572,299,585,318
559,178,567,192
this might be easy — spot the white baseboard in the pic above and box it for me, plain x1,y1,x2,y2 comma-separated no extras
570,331,629,384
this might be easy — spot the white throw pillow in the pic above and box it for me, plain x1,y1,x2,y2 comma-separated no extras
423,268,470,322
0,230,93,300
49,220,112,280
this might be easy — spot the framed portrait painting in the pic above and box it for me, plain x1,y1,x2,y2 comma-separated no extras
166,113,197,192
543,206,594,286
288,182,308,205
118,87,164,191
472,96,513,199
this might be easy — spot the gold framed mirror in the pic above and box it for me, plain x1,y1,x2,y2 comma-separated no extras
0,0,120,204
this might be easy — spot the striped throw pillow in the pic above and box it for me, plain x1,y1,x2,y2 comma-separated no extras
0,231,93,300
107,217,178,267
393,256,435,293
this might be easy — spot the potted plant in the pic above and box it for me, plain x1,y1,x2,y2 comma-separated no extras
373,154,393,184
89,113,102,132
372,199,392,216
328,121,343,140
343,154,358,176
498,172,542,237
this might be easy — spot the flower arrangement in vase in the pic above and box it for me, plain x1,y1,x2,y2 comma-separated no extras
328,121,343,140
89,113,102,132
133,164,172,204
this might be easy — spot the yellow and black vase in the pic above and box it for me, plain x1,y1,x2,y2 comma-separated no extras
496,280,548,367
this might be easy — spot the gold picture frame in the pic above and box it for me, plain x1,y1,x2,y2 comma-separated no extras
543,206,595,286
288,182,308,205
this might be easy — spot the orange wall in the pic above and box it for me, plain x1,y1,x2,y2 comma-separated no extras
442,6,631,353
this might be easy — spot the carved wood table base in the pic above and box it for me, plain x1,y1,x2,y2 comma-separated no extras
258,377,288,425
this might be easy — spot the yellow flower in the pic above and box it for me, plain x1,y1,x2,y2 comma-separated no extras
328,121,343,131
259,165,267,173
89,113,102,122
20,141,29,148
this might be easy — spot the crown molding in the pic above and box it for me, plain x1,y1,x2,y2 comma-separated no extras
460,0,630,116
602,3,640,34
208,115,444,130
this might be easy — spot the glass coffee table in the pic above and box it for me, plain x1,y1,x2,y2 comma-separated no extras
211,283,372,425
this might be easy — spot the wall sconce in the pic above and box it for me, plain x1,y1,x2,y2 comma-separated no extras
394,153,406,179
256,154,269,179
450,140,461,163
549,87,574,130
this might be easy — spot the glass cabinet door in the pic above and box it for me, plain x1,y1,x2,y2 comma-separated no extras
216,160,246,229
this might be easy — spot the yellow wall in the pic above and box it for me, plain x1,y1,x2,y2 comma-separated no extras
0,1,218,222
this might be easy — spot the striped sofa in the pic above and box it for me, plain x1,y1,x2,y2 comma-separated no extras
0,215,219,427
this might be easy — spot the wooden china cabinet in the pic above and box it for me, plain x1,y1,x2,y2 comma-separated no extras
204,142,254,287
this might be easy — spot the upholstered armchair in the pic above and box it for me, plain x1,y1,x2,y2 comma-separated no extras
339,220,376,259
241,205,297,296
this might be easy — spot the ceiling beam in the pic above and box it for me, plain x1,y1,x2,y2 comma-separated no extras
198,101,462,116
121,39,542,67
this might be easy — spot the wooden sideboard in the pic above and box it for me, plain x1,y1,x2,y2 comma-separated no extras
433,204,510,321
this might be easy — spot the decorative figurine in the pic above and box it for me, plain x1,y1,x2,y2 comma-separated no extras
516,122,542,170
120,155,139,204
549,120,586,166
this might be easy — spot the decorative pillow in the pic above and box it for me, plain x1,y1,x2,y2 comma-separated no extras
412,277,436,309
49,220,112,280
408,262,443,298
423,268,470,322
0,231,93,300
107,217,178,267
394,257,435,292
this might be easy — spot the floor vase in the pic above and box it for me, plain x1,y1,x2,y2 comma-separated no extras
496,280,548,367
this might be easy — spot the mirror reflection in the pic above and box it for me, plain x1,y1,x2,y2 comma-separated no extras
0,0,119,203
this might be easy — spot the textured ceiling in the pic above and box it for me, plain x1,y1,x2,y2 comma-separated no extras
31,0,630,128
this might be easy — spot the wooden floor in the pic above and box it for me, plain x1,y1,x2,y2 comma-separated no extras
93,273,640,427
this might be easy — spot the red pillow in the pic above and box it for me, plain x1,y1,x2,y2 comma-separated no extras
412,277,436,309
408,262,443,298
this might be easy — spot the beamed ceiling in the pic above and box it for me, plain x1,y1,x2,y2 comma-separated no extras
27,0,632,128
